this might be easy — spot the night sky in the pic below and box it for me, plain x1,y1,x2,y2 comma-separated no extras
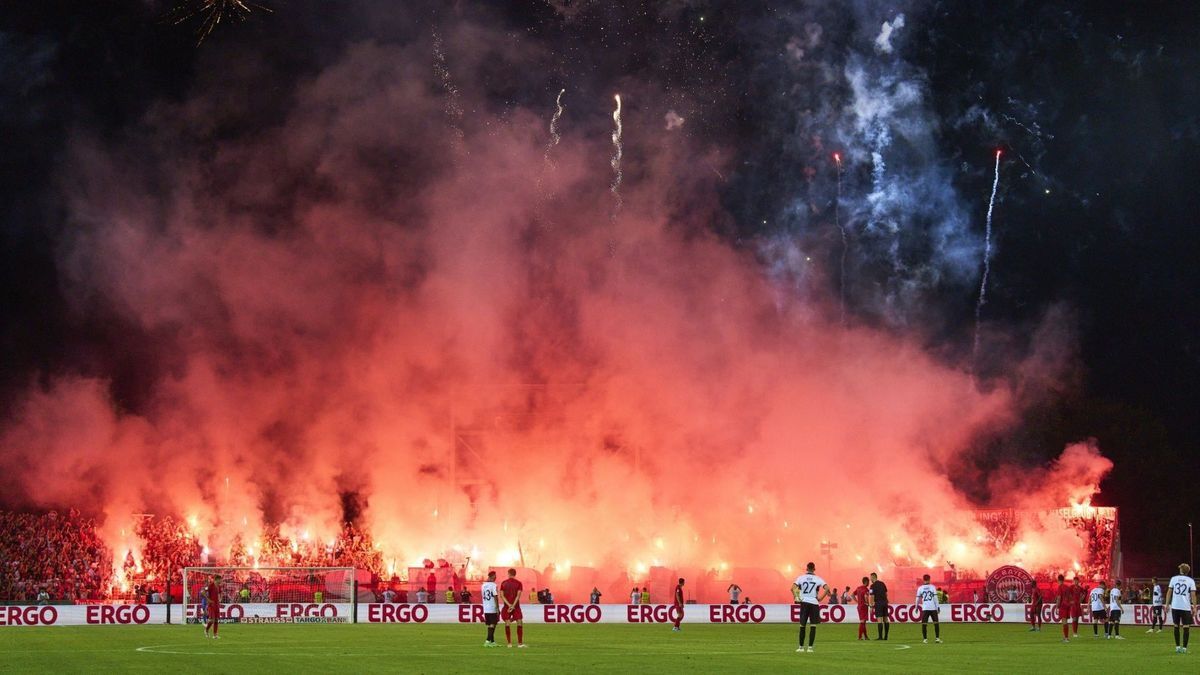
1,0,1198,573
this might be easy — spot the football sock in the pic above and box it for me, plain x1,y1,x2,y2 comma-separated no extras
504,625,511,644
1094,622,1099,635
808,626,817,647
1063,624,1069,638
921,624,928,639
486,626,495,642
1184,627,1190,648
884,622,890,639
1104,623,1110,636
1175,626,1181,646
798,624,806,646
877,623,883,639
517,626,524,644
934,623,940,638
1113,622,1119,636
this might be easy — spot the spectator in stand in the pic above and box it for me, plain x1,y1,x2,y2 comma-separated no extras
427,572,437,601
841,586,852,604
239,585,251,603
590,587,602,604
640,587,650,605
416,587,429,603
445,588,455,604
398,587,409,603
742,597,751,605
937,587,949,604
314,589,324,603
383,587,396,603
459,588,471,604
727,583,742,605
972,590,980,603
37,588,50,605
631,587,640,604
830,589,840,605
544,588,554,604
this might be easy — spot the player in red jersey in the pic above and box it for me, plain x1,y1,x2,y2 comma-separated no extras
1056,574,1072,642
205,574,222,639
500,568,526,648
853,576,871,640
671,578,685,632
1028,579,1044,632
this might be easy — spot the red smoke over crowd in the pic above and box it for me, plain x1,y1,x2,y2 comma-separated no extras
0,25,1113,597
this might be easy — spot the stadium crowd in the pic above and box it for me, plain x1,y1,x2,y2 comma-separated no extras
0,507,1124,604
0,510,111,603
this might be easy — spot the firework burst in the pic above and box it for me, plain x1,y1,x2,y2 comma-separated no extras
167,0,272,45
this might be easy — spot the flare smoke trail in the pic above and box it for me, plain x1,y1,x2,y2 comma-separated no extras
610,94,623,214
974,149,1003,363
608,93,623,255
834,152,846,324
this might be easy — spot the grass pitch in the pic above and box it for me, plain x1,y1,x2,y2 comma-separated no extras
0,622,1193,673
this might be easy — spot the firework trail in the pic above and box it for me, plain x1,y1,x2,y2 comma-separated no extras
609,94,623,256
535,89,566,216
168,0,272,45
973,149,1003,364
432,31,466,158
834,152,846,324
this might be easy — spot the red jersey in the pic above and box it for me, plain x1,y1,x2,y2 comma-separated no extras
206,582,220,605
500,577,523,606
853,584,870,607
674,584,684,606
1031,586,1043,604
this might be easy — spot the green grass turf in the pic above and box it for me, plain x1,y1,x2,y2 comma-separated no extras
0,622,1193,673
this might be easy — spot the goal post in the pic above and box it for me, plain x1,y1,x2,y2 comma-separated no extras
182,567,357,623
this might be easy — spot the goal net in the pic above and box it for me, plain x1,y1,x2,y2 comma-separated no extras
183,567,356,622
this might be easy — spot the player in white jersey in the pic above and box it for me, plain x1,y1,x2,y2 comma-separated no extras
1089,581,1108,637
791,562,831,653
1148,577,1165,633
1105,580,1124,639
481,570,500,647
1166,563,1197,654
915,574,941,643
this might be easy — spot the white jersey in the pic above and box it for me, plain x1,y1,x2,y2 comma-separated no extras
1089,587,1105,611
1168,575,1197,611
1108,587,1121,612
793,574,826,605
481,581,498,614
1152,584,1163,606
916,584,939,611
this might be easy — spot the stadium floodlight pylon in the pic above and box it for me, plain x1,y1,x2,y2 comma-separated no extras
182,567,356,618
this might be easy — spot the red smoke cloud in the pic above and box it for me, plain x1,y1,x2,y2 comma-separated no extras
0,28,1109,596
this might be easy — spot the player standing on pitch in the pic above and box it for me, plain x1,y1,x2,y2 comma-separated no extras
205,574,222,639
853,576,871,640
1089,580,1108,638
1148,577,1165,633
916,574,941,644
672,578,685,632
1028,579,1043,632
791,562,830,653
500,568,526,648
1167,563,1197,654
481,570,499,647
1106,579,1124,639
1055,574,1072,642
869,572,890,640
1069,576,1083,637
